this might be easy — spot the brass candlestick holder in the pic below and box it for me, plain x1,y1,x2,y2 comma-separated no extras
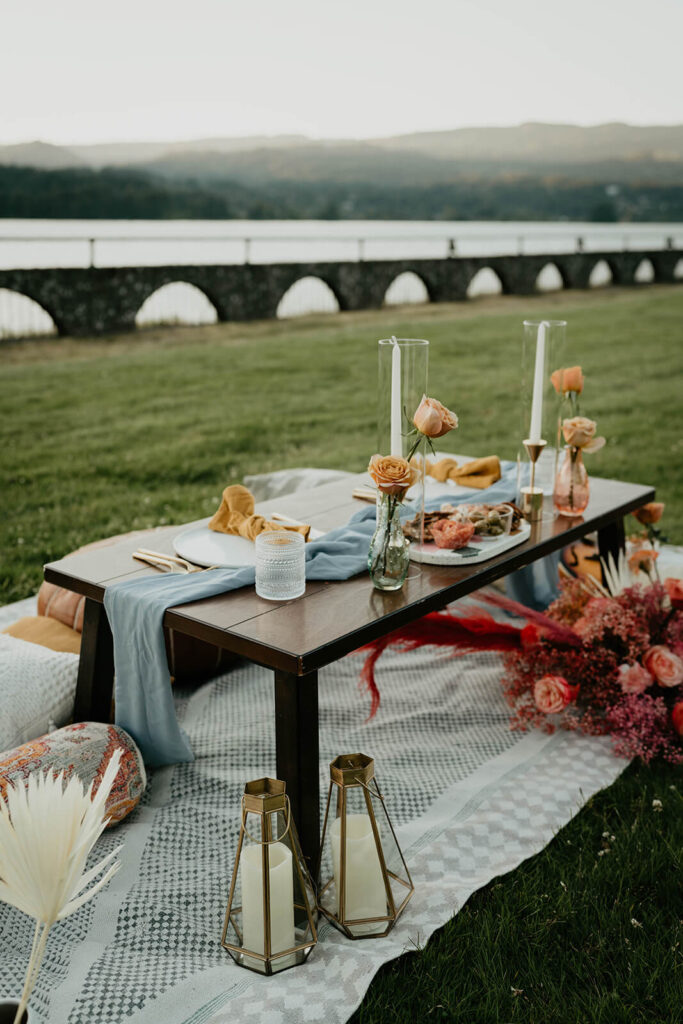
521,439,547,522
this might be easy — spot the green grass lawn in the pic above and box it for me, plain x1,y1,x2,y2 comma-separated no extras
1,284,682,1021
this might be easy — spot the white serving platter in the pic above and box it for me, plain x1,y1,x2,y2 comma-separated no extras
173,519,324,569
408,518,530,565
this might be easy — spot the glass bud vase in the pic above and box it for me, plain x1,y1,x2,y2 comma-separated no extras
368,493,410,591
553,446,589,517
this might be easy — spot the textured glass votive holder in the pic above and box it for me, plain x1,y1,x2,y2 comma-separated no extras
255,531,306,601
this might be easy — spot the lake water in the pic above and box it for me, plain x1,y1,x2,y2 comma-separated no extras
1,218,681,269
0,219,681,336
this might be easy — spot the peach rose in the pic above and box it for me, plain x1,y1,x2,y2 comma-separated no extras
643,646,683,688
551,365,584,395
672,701,683,737
430,519,475,550
561,416,605,453
368,454,417,497
534,675,579,713
633,502,665,526
617,662,654,694
413,395,459,439
664,577,683,610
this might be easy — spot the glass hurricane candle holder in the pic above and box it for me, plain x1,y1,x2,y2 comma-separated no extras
377,338,429,459
317,754,414,939
222,778,317,975
518,319,567,500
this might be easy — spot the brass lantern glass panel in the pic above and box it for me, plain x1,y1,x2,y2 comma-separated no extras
222,778,317,974
317,754,414,939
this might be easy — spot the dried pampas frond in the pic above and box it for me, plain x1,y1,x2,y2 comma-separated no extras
0,749,124,1024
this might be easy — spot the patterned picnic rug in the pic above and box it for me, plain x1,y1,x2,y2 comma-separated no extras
0,620,625,1024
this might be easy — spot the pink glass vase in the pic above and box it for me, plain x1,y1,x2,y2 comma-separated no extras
553,446,589,517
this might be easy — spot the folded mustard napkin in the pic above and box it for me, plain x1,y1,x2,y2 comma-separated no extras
422,455,502,490
208,484,311,541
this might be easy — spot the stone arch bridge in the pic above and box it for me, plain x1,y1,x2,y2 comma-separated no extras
0,249,680,337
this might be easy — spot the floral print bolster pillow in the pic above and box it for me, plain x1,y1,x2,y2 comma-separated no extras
0,722,146,827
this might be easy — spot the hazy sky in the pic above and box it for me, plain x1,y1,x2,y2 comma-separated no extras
3,0,681,145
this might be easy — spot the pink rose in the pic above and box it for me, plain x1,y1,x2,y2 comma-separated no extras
533,675,579,714
643,646,683,688
413,395,458,439
617,662,653,694
561,416,605,453
664,577,683,610
672,701,683,737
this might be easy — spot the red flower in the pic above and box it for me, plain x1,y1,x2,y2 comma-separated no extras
533,675,579,714
521,623,540,649
664,578,683,610
672,702,683,737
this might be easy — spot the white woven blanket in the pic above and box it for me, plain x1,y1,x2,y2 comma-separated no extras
0,636,625,1024
0,633,78,751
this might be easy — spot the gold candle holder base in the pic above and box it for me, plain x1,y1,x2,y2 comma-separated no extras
521,486,544,522
522,438,547,523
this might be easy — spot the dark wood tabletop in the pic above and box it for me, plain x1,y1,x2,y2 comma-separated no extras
43,468,654,864
45,471,654,676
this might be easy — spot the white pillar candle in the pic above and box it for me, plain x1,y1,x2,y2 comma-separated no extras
528,321,546,443
390,337,402,456
240,842,295,964
331,813,387,933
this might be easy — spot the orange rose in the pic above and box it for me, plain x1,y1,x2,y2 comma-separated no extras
551,366,584,395
664,577,683,610
413,395,458,439
367,454,417,497
562,416,605,453
533,675,580,713
627,548,659,575
643,646,683,688
633,502,665,525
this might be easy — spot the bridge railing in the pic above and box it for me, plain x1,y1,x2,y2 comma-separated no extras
0,230,682,269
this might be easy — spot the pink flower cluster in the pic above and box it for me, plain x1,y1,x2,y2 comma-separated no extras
502,575,683,764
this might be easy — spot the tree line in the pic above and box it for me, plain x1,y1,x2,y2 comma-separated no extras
1,164,681,222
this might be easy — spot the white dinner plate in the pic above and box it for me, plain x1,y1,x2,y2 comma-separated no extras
173,519,324,569
408,518,531,565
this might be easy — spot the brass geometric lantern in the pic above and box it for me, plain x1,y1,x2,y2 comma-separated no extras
221,778,318,974
317,753,414,939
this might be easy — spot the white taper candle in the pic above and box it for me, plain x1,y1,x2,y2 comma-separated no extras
390,336,402,456
528,321,546,443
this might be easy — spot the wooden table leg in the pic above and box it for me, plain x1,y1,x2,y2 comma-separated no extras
597,517,626,582
74,598,115,723
274,668,320,871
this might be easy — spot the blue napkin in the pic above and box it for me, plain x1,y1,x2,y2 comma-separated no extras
105,461,546,767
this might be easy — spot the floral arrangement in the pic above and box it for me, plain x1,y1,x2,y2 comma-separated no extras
358,505,682,763
499,568,682,764
367,395,458,590
551,365,605,516
551,363,605,456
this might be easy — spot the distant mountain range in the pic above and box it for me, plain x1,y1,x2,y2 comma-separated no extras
1,123,682,186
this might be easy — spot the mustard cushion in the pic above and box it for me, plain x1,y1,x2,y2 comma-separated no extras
3,615,81,654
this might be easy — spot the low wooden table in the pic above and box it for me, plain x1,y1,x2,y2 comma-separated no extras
44,473,653,865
